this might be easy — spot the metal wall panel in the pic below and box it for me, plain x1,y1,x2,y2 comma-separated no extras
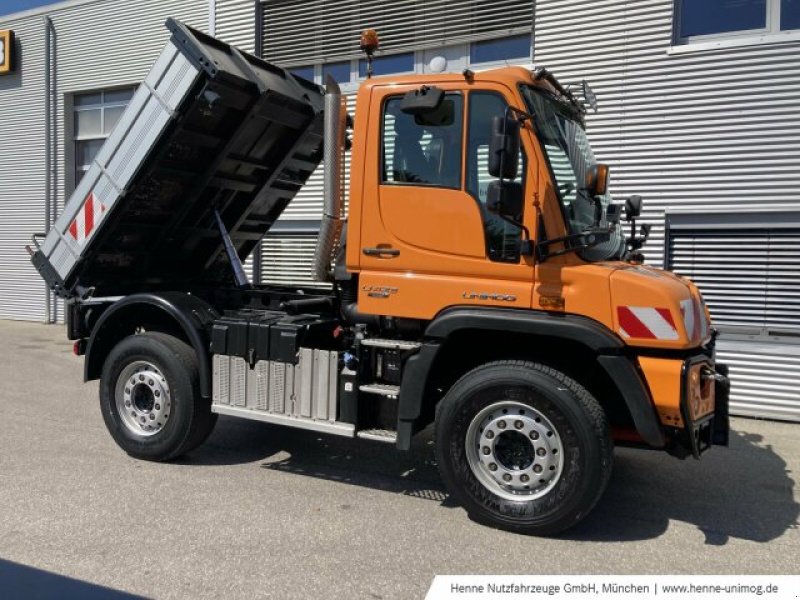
215,0,255,53
262,0,534,66
716,340,800,422
0,0,207,321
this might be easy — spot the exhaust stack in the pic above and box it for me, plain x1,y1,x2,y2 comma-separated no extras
313,77,347,282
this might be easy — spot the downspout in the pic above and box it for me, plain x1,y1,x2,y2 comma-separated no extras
251,0,264,283
44,16,56,324
208,0,216,36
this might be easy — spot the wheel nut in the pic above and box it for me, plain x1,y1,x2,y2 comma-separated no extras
485,430,494,439
520,474,530,483
514,420,524,429
529,431,539,440
497,420,506,430
125,401,131,407
482,446,490,455
155,404,161,411
140,416,146,423
537,447,547,457
149,414,155,420
489,463,498,471
502,473,512,482
154,390,160,398
131,411,136,417
148,379,154,386
533,464,543,473
139,375,144,381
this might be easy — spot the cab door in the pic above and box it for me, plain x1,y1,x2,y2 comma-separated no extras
357,83,537,320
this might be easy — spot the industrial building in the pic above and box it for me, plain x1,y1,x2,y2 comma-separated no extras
1,0,798,420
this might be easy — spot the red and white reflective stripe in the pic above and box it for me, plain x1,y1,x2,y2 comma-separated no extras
617,306,679,341
67,192,106,245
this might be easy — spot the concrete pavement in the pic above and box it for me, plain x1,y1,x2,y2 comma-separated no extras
0,319,798,599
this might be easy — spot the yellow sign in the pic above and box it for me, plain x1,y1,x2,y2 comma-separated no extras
0,30,15,75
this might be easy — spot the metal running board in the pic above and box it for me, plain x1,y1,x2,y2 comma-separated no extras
212,404,355,438
356,429,398,443
359,383,400,397
360,339,422,351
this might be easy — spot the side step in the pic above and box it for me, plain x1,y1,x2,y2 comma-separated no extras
360,338,422,351
212,404,356,437
356,429,397,443
359,383,400,398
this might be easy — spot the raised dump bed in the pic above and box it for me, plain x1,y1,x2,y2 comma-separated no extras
32,19,325,299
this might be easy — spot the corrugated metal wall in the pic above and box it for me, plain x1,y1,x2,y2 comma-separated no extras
535,0,800,421
214,0,255,54
0,13,46,320
0,0,207,321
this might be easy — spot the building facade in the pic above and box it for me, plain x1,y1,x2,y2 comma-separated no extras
0,0,798,420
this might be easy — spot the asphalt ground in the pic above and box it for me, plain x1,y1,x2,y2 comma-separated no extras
0,319,798,599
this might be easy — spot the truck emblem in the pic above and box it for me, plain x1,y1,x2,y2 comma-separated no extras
362,285,398,298
462,292,517,302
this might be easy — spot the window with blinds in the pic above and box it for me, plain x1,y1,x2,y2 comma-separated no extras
665,212,800,340
261,0,534,66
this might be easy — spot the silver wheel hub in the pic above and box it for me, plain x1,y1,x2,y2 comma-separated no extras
466,400,564,501
115,361,171,437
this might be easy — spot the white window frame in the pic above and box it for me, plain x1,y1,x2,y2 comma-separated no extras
674,0,798,45
72,87,135,188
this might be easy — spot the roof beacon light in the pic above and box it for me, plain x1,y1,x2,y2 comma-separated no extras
360,29,380,78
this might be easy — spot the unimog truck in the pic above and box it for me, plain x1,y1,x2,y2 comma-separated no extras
30,20,729,535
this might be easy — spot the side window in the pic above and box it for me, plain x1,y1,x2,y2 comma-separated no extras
381,93,463,189
467,92,525,263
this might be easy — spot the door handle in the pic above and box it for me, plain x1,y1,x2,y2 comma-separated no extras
362,246,400,258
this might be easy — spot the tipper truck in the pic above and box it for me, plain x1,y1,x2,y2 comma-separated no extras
30,20,730,535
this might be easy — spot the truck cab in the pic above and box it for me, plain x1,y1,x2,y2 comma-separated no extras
31,21,729,536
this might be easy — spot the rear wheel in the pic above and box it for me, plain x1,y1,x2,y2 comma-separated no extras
100,332,216,461
435,360,613,535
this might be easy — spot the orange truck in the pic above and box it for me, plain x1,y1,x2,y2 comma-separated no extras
31,21,729,535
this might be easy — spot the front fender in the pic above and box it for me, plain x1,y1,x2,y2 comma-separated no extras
397,306,665,449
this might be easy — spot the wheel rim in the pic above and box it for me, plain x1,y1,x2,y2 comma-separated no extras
465,400,564,502
115,361,172,437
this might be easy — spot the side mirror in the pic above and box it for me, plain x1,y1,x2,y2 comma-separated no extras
625,195,643,220
487,181,523,218
585,163,609,196
488,116,520,180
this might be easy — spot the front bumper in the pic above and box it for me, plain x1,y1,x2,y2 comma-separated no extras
637,354,730,459
677,359,730,458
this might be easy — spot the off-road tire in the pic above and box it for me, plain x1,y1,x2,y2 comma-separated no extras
435,360,613,535
100,332,217,461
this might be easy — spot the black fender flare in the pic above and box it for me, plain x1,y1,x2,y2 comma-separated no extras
397,306,665,449
84,292,219,398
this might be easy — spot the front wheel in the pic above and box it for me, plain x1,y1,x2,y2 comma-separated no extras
100,332,217,461
435,360,613,535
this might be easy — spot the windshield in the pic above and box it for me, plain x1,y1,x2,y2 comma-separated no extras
521,85,623,261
